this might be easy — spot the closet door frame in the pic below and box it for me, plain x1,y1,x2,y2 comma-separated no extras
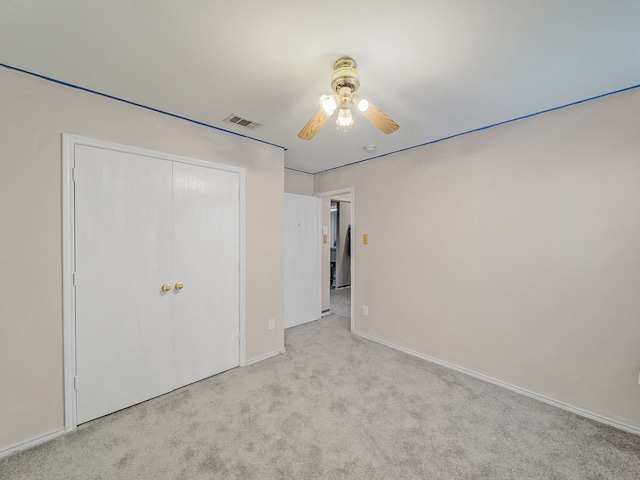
61,134,246,432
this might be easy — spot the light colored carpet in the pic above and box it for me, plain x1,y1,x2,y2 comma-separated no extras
1,315,639,479
330,286,350,317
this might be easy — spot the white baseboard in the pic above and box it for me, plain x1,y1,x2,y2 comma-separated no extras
0,427,66,459
352,329,640,436
243,348,286,366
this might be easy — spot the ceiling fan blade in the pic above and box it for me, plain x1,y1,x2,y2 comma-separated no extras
297,108,331,140
360,103,399,134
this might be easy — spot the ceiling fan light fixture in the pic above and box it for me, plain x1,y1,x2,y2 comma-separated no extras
355,98,369,112
336,108,353,128
297,56,399,140
319,95,337,115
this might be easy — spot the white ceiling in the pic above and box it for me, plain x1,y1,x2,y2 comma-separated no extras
1,1,639,174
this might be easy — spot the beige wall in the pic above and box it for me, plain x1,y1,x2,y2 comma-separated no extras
284,169,313,195
314,87,640,428
0,68,285,450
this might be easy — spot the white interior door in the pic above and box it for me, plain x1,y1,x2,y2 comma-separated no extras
284,193,321,328
172,163,240,387
75,145,174,424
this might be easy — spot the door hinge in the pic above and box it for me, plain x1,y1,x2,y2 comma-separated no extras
74,376,78,391
72,167,77,182
73,272,77,286
238,331,241,343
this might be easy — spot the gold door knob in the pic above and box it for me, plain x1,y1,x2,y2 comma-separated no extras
161,284,171,292
174,282,184,290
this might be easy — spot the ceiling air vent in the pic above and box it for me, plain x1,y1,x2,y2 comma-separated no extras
224,114,263,130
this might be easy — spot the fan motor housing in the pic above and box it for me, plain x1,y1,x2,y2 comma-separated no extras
331,57,360,95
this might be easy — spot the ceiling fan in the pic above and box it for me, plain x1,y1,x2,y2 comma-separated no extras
297,57,400,140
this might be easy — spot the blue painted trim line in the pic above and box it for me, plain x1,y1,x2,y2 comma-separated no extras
284,166,313,174
0,63,287,151
315,83,640,175
4,62,638,175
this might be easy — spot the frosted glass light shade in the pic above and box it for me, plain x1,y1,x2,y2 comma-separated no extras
336,108,354,127
355,98,369,112
319,95,337,114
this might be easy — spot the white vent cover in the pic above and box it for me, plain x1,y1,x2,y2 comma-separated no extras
224,114,263,130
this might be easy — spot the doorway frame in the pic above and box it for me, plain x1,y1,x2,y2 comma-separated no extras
315,187,355,331
61,134,246,432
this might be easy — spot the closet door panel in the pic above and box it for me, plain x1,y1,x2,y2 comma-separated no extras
74,145,174,424
172,162,240,387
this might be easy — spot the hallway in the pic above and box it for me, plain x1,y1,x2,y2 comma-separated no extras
329,286,350,317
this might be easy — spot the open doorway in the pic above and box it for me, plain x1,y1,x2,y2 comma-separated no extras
317,188,354,328
330,195,351,316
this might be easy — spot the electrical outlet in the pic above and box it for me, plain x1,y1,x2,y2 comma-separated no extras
362,305,368,316
268,319,275,330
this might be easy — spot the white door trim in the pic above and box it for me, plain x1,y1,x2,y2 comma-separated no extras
315,187,355,331
62,134,246,432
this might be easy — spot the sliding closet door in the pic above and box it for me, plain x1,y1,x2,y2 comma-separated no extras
172,163,240,387
74,145,174,424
